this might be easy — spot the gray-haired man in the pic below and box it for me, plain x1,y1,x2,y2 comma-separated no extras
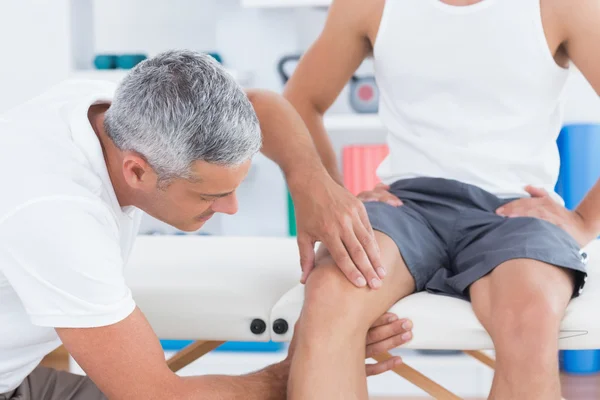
0,50,410,399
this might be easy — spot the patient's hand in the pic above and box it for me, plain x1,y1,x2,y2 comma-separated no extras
358,183,403,207
496,185,596,247
285,312,412,376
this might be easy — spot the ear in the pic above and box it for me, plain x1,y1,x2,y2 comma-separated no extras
122,152,157,190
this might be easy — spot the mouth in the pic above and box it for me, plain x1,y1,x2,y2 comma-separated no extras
195,213,214,222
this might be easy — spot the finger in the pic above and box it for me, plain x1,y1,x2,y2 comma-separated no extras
381,192,403,207
375,183,390,190
341,228,382,289
297,235,315,284
366,329,413,358
496,198,536,216
365,357,403,377
326,237,368,288
358,190,389,202
366,319,413,345
509,208,547,220
525,185,549,198
370,312,398,329
354,212,386,281
504,200,548,219
359,196,378,203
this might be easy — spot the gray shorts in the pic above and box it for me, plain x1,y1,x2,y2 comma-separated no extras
365,177,588,301
0,367,105,400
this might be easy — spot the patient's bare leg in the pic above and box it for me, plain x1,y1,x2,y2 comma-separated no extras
470,259,574,400
288,232,415,400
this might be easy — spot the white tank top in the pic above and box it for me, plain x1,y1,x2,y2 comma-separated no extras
373,0,570,199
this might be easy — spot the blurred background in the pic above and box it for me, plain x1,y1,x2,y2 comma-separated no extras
3,0,600,398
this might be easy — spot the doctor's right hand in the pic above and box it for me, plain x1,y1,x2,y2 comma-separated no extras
357,183,403,207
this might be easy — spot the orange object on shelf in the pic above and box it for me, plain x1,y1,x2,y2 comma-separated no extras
343,144,389,195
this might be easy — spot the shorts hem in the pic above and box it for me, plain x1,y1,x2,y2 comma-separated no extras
453,251,587,300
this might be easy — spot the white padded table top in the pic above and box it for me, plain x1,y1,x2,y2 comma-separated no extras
125,236,301,342
126,235,599,351
271,241,600,350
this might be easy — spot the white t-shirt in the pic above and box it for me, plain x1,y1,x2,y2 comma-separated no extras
0,79,143,392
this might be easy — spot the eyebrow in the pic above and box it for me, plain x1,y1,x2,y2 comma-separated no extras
198,190,234,199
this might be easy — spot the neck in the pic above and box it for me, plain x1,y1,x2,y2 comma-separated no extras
88,104,135,208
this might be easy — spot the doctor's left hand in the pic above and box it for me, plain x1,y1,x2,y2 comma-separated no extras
284,313,412,376
288,171,385,290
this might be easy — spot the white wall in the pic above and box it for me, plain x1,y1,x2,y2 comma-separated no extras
0,0,73,112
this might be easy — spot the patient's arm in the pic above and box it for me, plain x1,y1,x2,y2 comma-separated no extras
496,0,600,246
562,0,600,241
57,308,411,400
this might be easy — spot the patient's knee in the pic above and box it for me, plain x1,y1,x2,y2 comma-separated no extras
302,262,369,328
490,291,563,354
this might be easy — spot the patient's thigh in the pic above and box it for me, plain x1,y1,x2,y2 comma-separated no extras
469,258,574,333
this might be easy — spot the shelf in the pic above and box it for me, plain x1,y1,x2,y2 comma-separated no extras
241,0,331,7
323,114,385,131
69,68,250,85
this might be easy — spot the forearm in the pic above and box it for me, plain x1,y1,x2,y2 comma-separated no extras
575,178,600,241
247,89,331,188
248,90,325,183
283,90,343,185
177,361,288,400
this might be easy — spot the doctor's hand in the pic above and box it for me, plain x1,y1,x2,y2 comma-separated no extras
284,313,412,376
289,171,385,289
495,185,596,247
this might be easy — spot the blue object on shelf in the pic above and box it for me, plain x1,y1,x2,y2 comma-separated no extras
94,54,117,70
116,54,148,69
206,52,223,64
160,339,285,353
555,123,600,375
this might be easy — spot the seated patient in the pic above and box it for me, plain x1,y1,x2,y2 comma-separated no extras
283,0,600,399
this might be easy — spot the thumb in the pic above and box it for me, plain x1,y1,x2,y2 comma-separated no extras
525,185,549,198
297,235,316,284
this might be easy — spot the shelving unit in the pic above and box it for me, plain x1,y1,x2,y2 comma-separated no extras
241,0,331,7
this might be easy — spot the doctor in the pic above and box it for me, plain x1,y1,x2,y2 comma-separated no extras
0,50,411,399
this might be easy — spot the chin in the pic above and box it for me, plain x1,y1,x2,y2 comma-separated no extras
158,218,204,232
181,220,207,232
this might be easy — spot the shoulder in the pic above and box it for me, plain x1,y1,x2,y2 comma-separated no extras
542,0,599,42
328,0,386,34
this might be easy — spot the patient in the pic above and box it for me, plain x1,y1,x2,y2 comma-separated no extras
284,0,600,399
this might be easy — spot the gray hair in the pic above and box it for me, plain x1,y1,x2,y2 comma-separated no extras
104,50,262,183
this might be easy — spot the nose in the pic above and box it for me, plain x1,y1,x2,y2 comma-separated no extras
212,192,238,215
